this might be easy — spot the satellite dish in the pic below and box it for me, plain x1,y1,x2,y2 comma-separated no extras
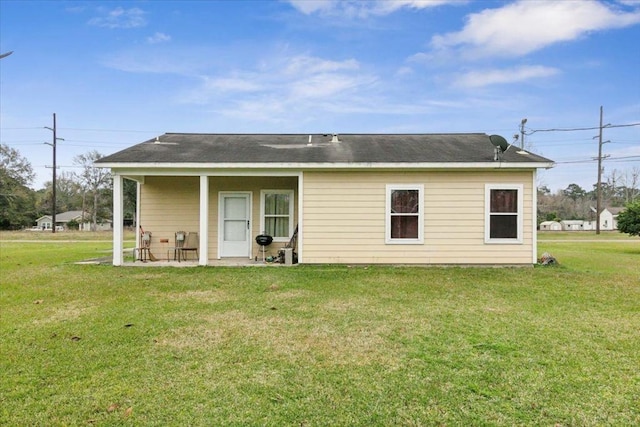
489,135,509,152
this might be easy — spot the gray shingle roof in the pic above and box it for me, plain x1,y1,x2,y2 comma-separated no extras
96,133,554,165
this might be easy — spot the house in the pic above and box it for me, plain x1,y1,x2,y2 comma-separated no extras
35,211,85,230
35,210,112,231
35,215,54,230
95,133,554,266
539,221,562,231
587,207,623,231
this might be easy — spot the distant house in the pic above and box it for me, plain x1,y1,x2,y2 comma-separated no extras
587,207,623,231
539,221,562,231
96,133,554,266
35,211,112,231
34,216,54,230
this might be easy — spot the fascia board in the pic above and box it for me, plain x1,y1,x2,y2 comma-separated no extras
100,161,555,171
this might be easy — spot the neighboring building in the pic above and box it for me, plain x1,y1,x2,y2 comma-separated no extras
35,216,54,230
539,221,562,231
587,207,623,231
95,133,554,266
35,211,112,231
560,220,586,231
541,207,624,233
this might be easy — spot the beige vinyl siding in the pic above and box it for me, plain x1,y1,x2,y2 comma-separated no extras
139,177,200,259
302,170,534,264
139,175,297,260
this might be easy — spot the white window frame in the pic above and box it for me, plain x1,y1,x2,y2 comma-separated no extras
484,184,523,244
385,184,424,245
260,189,294,243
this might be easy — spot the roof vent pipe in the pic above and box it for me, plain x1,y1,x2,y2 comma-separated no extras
494,146,503,161
307,135,312,146
331,133,340,143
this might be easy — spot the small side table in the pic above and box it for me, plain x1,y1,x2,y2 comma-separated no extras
159,239,169,261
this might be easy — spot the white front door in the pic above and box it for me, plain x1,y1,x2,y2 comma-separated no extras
219,193,251,258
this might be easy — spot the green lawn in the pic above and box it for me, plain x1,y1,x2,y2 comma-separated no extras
0,236,638,426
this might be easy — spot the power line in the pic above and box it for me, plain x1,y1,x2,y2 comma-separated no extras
59,127,162,133
526,122,640,135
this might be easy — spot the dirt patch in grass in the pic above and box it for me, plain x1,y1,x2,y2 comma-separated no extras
32,302,96,325
161,289,231,304
158,308,401,368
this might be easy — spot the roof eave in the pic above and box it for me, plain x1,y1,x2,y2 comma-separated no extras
97,161,555,170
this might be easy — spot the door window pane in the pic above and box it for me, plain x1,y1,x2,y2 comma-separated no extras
225,197,246,219
224,220,246,241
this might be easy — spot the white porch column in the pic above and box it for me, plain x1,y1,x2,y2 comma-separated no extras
135,181,141,249
297,172,303,264
532,170,538,264
112,174,124,266
199,175,209,265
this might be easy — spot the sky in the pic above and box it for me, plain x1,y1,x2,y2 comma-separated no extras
1,0,639,192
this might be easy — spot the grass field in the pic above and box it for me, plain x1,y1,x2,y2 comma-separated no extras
0,232,638,426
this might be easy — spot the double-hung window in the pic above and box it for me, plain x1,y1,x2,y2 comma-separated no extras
386,184,424,244
260,190,294,242
485,184,523,243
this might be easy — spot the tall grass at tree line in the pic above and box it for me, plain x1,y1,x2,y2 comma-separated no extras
0,232,638,426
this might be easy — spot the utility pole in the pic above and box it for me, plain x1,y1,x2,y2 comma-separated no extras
595,106,610,235
45,113,63,233
520,118,527,150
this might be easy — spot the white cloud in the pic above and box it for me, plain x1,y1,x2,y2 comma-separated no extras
196,54,370,99
286,0,460,17
395,66,414,76
178,53,379,121
374,0,464,14
430,0,640,59
88,7,147,29
147,32,171,44
289,72,367,99
102,49,202,75
452,65,560,88
286,0,334,14
201,76,262,93
284,55,359,75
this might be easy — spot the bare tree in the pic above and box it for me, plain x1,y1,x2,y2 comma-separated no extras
73,151,111,231
620,167,640,204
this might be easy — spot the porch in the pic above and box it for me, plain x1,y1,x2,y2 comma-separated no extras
111,174,300,266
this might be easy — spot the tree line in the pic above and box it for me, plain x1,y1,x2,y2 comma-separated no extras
537,168,639,224
1,144,135,230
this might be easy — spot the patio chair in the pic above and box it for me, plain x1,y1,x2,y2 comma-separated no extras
170,231,187,261
135,231,155,262
180,231,199,261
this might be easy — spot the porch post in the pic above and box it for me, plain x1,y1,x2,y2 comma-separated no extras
136,181,141,249
112,174,124,266
297,172,303,264
199,175,209,266
532,171,538,264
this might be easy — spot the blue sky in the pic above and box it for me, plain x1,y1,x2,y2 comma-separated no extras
1,0,639,192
